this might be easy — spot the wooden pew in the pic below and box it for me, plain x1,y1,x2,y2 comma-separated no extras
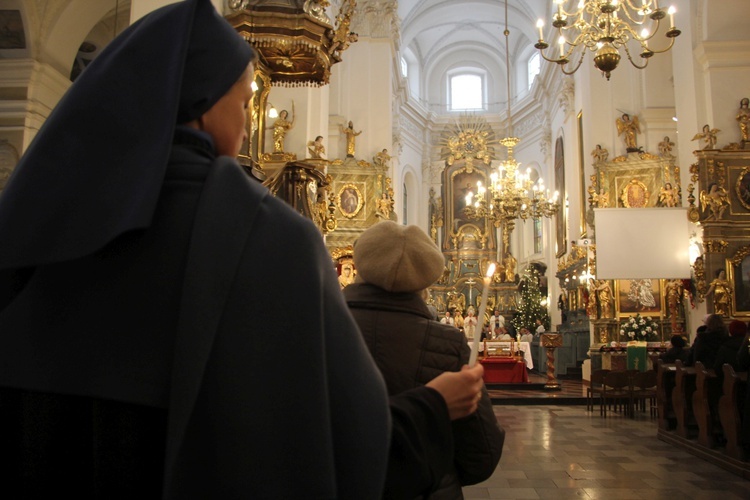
692,361,721,448
718,364,748,460
656,360,676,431
672,360,697,439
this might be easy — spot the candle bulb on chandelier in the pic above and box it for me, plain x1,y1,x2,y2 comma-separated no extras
558,36,565,57
668,6,675,28
470,262,496,367
536,19,544,40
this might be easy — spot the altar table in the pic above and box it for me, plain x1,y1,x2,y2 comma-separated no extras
480,357,529,383
478,341,533,369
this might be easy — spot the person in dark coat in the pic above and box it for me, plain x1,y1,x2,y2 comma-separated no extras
0,1,483,497
345,221,505,499
687,314,727,368
659,335,689,364
713,319,747,374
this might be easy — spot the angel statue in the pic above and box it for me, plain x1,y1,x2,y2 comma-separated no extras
658,136,675,157
699,182,729,221
591,144,609,164
657,183,679,207
691,124,720,150
271,102,295,153
307,135,326,159
616,113,640,152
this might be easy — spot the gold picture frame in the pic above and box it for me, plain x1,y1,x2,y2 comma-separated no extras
337,183,363,218
728,245,750,318
615,278,663,317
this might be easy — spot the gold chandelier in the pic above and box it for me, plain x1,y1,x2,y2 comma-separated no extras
464,1,560,241
534,0,681,80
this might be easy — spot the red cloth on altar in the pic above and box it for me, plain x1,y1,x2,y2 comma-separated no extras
480,358,528,383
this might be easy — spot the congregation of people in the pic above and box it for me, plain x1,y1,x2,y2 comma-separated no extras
659,314,750,454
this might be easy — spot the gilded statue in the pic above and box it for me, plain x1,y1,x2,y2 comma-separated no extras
591,188,609,208
503,254,517,283
376,192,393,219
616,113,640,151
307,135,326,159
591,144,609,164
340,120,361,158
657,183,679,207
706,269,732,317
585,287,598,318
699,183,729,221
593,279,613,319
303,0,331,24
664,279,684,326
658,136,675,157
447,291,466,314
693,256,708,299
737,97,750,144
691,124,720,150
373,149,391,168
272,104,295,153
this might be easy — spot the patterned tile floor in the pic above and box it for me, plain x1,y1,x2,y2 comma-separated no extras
462,404,750,499
485,372,588,404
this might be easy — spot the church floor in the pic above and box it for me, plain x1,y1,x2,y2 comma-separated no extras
462,405,750,499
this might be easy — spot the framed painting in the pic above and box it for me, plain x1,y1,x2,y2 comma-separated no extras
729,245,750,317
615,279,663,316
337,183,363,218
554,137,566,257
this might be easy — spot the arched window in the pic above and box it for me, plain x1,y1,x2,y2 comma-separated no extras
527,53,540,89
448,72,484,111
400,56,408,78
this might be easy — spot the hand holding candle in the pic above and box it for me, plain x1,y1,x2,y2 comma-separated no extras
469,262,496,367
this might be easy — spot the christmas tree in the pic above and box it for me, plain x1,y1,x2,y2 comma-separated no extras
512,265,551,332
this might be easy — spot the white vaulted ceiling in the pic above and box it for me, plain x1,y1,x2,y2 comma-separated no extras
398,0,551,110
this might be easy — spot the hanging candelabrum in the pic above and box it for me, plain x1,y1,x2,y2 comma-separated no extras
463,136,560,241
534,0,681,80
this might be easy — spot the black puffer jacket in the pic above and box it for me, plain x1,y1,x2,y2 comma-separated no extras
345,283,505,499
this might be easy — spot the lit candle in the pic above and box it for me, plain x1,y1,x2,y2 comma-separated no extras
469,262,496,367
558,36,565,57
668,6,675,28
536,19,544,40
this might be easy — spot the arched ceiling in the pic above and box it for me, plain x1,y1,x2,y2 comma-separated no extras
398,0,549,72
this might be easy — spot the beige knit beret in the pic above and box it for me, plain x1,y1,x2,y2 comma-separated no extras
354,221,445,293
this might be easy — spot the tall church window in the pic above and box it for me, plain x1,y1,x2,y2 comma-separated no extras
527,53,540,89
400,57,408,78
449,73,484,111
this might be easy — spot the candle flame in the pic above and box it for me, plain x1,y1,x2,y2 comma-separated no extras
485,263,496,278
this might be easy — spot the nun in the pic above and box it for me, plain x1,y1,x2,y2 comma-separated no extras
0,1,394,497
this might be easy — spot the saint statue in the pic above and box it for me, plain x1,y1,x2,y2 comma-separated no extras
376,192,393,219
664,279,684,325
616,113,640,152
593,279,613,319
272,104,295,153
706,269,732,317
340,120,362,158
737,97,750,144
503,254,517,283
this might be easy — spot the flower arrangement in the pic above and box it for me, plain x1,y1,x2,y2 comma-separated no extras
620,314,660,341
